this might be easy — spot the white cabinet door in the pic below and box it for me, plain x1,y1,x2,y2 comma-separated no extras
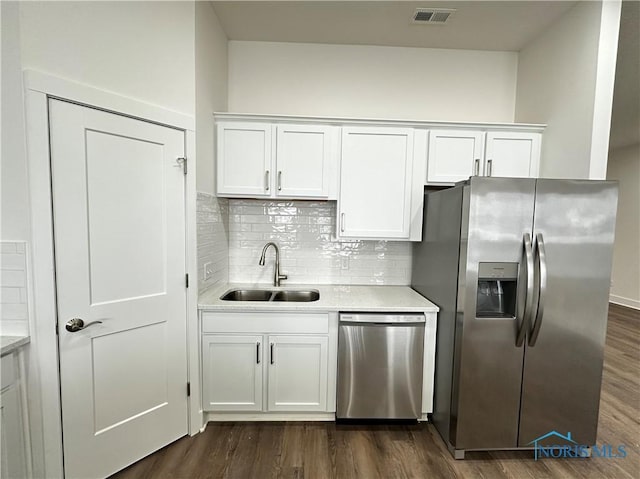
276,124,334,198
267,335,329,412
1,355,28,479
1,386,28,479
217,122,272,196
339,127,414,239
484,132,541,178
427,130,485,184
202,335,263,411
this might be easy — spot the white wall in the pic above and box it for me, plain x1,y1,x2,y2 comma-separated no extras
607,143,640,309
19,1,196,115
1,1,30,241
13,3,199,477
196,1,228,194
195,2,230,291
228,41,518,122
515,0,621,179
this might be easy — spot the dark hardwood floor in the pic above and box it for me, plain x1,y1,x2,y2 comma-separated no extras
112,304,640,479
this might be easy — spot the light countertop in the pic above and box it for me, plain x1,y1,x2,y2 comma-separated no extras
199,283,439,313
1,335,30,356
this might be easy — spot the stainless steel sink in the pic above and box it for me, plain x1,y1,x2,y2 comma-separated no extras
220,288,320,302
272,290,320,302
220,289,273,301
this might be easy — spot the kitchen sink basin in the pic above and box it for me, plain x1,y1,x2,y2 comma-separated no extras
220,288,320,302
272,290,320,302
220,289,273,301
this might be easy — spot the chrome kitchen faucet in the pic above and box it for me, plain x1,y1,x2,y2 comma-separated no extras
258,242,288,287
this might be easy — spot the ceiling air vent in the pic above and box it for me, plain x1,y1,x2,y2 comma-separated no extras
411,8,455,24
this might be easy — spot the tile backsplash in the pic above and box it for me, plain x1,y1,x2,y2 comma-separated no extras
197,193,229,293
228,199,412,285
0,241,30,336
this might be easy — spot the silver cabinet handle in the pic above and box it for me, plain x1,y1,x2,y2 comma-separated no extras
340,213,345,232
65,318,102,333
529,233,547,347
474,159,480,176
487,159,493,177
256,342,261,364
265,170,270,191
270,343,275,365
516,233,534,347
277,171,282,191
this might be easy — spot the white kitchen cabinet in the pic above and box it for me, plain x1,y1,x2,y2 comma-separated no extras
201,312,336,415
339,127,424,240
1,353,28,479
201,335,263,411
217,122,272,197
427,130,485,184
267,335,328,412
216,121,338,199
275,124,335,198
484,131,541,178
427,129,541,184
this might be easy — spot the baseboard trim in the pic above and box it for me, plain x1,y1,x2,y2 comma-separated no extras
610,295,640,310
205,412,335,422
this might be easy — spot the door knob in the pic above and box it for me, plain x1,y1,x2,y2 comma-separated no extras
65,318,102,332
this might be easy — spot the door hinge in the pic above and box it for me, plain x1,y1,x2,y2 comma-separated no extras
177,157,187,175
187,382,191,397
185,273,189,288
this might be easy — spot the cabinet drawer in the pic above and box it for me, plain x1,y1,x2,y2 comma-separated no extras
202,312,329,334
1,353,16,390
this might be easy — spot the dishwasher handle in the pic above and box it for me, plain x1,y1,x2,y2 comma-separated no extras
339,313,425,324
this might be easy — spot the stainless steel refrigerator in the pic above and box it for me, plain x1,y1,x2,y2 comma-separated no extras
411,177,618,459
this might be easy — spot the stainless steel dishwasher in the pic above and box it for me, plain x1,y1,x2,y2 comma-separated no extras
336,313,425,420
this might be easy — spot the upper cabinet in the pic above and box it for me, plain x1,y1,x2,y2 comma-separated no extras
217,121,338,199
275,124,336,198
338,127,425,241
483,131,541,179
217,122,273,197
214,114,543,241
427,129,542,185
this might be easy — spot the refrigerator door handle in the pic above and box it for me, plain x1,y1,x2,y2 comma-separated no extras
529,233,547,346
516,233,535,347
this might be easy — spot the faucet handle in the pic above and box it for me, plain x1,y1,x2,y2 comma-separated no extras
275,272,287,287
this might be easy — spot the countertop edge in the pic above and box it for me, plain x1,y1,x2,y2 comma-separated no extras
1,336,31,357
198,283,439,313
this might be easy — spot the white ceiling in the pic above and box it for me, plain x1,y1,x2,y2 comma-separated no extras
211,1,578,52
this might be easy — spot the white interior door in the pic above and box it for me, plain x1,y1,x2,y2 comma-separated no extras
49,99,188,479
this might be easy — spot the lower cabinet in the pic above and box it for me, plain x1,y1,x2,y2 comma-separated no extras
267,335,328,412
202,335,263,411
1,352,29,479
201,312,335,414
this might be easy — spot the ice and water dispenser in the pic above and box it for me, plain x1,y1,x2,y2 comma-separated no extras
476,262,519,319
